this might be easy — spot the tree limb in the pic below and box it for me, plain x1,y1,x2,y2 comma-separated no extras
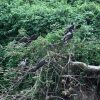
71,61,100,72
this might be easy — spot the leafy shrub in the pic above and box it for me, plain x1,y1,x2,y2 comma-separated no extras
0,0,100,99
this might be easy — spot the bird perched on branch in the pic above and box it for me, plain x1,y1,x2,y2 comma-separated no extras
26,34,38,44
36,59,47,68
19,36,29,43
18,58,28,68
65,22,75,34
29,59,47,72
62,23,75,43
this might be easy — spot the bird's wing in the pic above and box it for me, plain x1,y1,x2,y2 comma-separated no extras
63,32,73,42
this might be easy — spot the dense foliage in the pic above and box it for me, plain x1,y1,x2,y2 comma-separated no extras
0,0,100,100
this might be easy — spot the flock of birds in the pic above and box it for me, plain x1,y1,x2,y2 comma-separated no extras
18,22,81,67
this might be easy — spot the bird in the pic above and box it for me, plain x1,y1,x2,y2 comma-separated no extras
30,34,38,41
18,58,28,68
36,59,47,68
26,34,38,44
62,23,75,43
23,34,38,46
63,31,73,43
64,22,75,35
19,36,29,43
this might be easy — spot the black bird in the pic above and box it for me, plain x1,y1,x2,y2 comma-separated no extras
19,36,29,43
27,34,38,43
64,23,75,35
25,34,38,46
63,31,73,43
63,23,75,43
29,59,47,72
30,34,38,40
36,59,47,68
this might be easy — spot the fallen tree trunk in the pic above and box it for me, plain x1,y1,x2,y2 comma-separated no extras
70,61,100,76
68,61,100,81
62,61,100,100
71,61,100,72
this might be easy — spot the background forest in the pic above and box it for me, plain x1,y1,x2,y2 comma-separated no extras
0,0,100,100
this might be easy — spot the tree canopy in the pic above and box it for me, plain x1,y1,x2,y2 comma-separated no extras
0,0,100,100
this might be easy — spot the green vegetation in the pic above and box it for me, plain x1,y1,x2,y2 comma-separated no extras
0,0,100,99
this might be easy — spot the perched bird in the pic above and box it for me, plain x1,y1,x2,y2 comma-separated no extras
63,31,73,43
29,59,47,72
64,23,75,35
16,34,38,47
30,34,38,41
63,23,75,43
36,59,47,68
19,36,29,43
18,58,28,68
26,34,38,44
